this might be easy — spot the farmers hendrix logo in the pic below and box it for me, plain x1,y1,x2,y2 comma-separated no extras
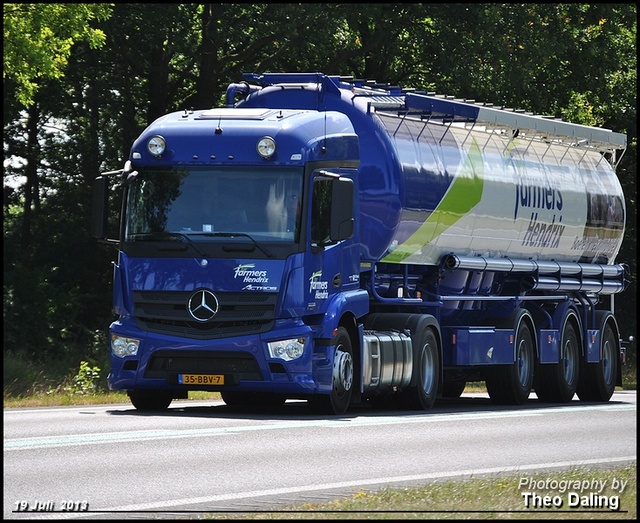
309,270,328,299
233,263,269,284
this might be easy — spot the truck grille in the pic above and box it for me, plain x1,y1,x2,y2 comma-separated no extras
132,290,278,340
144,350,263,383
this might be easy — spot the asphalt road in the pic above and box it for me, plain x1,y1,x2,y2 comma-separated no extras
3,390,636,519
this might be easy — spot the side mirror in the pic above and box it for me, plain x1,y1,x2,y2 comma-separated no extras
330,177,354,241
311,174,354,246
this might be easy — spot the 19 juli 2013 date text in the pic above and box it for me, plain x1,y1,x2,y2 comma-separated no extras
14,500,89,513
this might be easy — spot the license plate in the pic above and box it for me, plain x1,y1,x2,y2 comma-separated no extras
178,373,224,385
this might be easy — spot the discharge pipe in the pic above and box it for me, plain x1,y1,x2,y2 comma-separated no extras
442,254,627,295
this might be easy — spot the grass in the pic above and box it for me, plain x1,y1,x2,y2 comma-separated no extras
1,390,220,408
202,465,636,519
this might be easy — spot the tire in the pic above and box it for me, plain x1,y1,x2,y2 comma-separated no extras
397,327,439,410
576,322,618,402
486,315,535,405
221,391,286,409
128,389,173,411
309,327,354,415
535,317,580,403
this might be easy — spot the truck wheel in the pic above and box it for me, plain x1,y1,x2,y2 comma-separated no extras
128,390,173,411
221,391,286,409
535,317,580,403
397,327,439,410
309,327,354,415
486,317,534,405
576,322,618,402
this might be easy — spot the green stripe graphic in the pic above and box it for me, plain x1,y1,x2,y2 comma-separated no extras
382,139,484,263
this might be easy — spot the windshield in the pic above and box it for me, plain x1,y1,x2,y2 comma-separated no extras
124,166,303,242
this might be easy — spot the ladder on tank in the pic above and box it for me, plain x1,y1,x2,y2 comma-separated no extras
341,76,627,169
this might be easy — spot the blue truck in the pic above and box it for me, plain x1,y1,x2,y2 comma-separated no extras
92,72,628,414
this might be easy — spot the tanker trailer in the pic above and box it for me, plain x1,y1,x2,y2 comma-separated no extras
93,72,628,413
234,73,628,408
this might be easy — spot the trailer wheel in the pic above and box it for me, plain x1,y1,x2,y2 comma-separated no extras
576,322,618,402
535,317,580,403
309,327,354,415
486,317,534,405
128,389,173,411
397,327,439,410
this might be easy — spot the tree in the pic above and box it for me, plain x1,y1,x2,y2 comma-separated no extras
3,3,111,107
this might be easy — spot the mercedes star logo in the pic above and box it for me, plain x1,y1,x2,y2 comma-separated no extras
187,289,219,322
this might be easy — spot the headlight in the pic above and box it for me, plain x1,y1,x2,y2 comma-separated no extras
111,335,140,358
256,136,276,159
268,338,305,361
147,135,166,157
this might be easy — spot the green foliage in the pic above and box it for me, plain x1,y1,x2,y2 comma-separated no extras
3,3,112,106
63,361,101,396
3,348,108,397
3,350,49,397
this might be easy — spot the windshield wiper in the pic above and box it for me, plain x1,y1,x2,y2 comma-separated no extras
128,232,209,258
194,232,273,258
